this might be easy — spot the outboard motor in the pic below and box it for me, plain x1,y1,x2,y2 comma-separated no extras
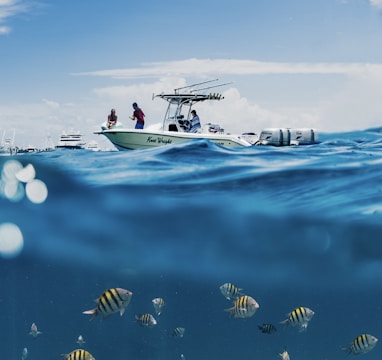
257,128,291,146
257,128,318,146
290,128,317,145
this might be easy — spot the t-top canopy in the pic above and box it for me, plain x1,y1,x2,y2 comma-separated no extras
155,92,224,105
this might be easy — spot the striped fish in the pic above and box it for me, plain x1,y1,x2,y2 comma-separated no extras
258,323,277,334
172,327,186,338
342,334,378,355
152,297,165,316
219,282,243,300
82,288,133,320
224,295,259,319
280,306,314,331
62,349,95,360
135,313,157,327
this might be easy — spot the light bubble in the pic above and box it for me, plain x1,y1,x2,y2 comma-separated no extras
3,180,25,202
0,160,25,201
0,222,24,258
1,160,23,181
25,179,48,204
16,164,36,183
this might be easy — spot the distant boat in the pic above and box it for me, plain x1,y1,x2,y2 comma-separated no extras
0,130,17,156
16,145,38,154
86,140,100,151
56,131,86,149
43,135,55,151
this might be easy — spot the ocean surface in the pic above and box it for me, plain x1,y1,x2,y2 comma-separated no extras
2,127,382,360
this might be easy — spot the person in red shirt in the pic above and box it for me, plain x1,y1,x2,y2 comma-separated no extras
130,102,145,129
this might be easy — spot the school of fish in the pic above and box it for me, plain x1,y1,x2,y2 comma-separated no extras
20,282,378,359
218,282,378,359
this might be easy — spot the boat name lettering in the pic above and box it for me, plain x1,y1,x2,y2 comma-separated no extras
146,136,172,144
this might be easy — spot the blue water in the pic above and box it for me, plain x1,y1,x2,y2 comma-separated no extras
2,127,382,360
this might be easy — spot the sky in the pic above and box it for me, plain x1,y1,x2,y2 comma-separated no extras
1,0,382,148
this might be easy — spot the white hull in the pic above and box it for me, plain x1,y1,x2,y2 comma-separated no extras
98,128,252,150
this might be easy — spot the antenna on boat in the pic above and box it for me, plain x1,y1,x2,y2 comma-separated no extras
174,79,219,93
190,82,233,93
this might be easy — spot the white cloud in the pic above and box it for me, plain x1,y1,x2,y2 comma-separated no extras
0,0,17,5
74,59,382,79
370,0,382,9
42,98,60,109
0,0,34,34
0,25,10,33
73,58,382,134
4,59,382,148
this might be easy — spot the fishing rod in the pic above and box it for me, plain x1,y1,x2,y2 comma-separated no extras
174,79,219,93
190,82,233,93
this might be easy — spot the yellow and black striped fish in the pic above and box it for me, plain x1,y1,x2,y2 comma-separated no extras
342,334,378,355
172,327,186,338
280,306,314,331
258,323,277,334
135,313,157,327
83,288,133,320
225,295,259,319
62,349,95,360
219,282,243,300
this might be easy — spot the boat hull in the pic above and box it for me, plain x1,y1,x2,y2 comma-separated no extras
98,129,252,150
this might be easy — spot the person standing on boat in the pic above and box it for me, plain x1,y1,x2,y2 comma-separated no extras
189,109,201,133
130,102,145,129
107,109,118,129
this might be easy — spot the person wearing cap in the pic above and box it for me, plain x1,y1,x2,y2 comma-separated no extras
130,102,145,129
107,109,118,129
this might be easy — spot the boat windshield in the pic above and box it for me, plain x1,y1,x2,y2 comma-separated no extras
155,93,223,129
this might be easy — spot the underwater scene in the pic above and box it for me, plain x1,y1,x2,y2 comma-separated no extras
2,128,382,360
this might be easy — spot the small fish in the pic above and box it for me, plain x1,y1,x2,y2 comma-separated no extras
76,335,86,346
135,313,157,327
342,334,378,355
83,287,133,320
62,349,95,360
21,347,28,360
152,297,165,316
172,327,186,338
29,323,42,338
219,282,243,300
258,323,277,334
224,295,259,319
279,349,290,360
280,306,314,331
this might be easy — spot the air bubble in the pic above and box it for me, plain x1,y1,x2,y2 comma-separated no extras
0,222,24,258
25,179,48,204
